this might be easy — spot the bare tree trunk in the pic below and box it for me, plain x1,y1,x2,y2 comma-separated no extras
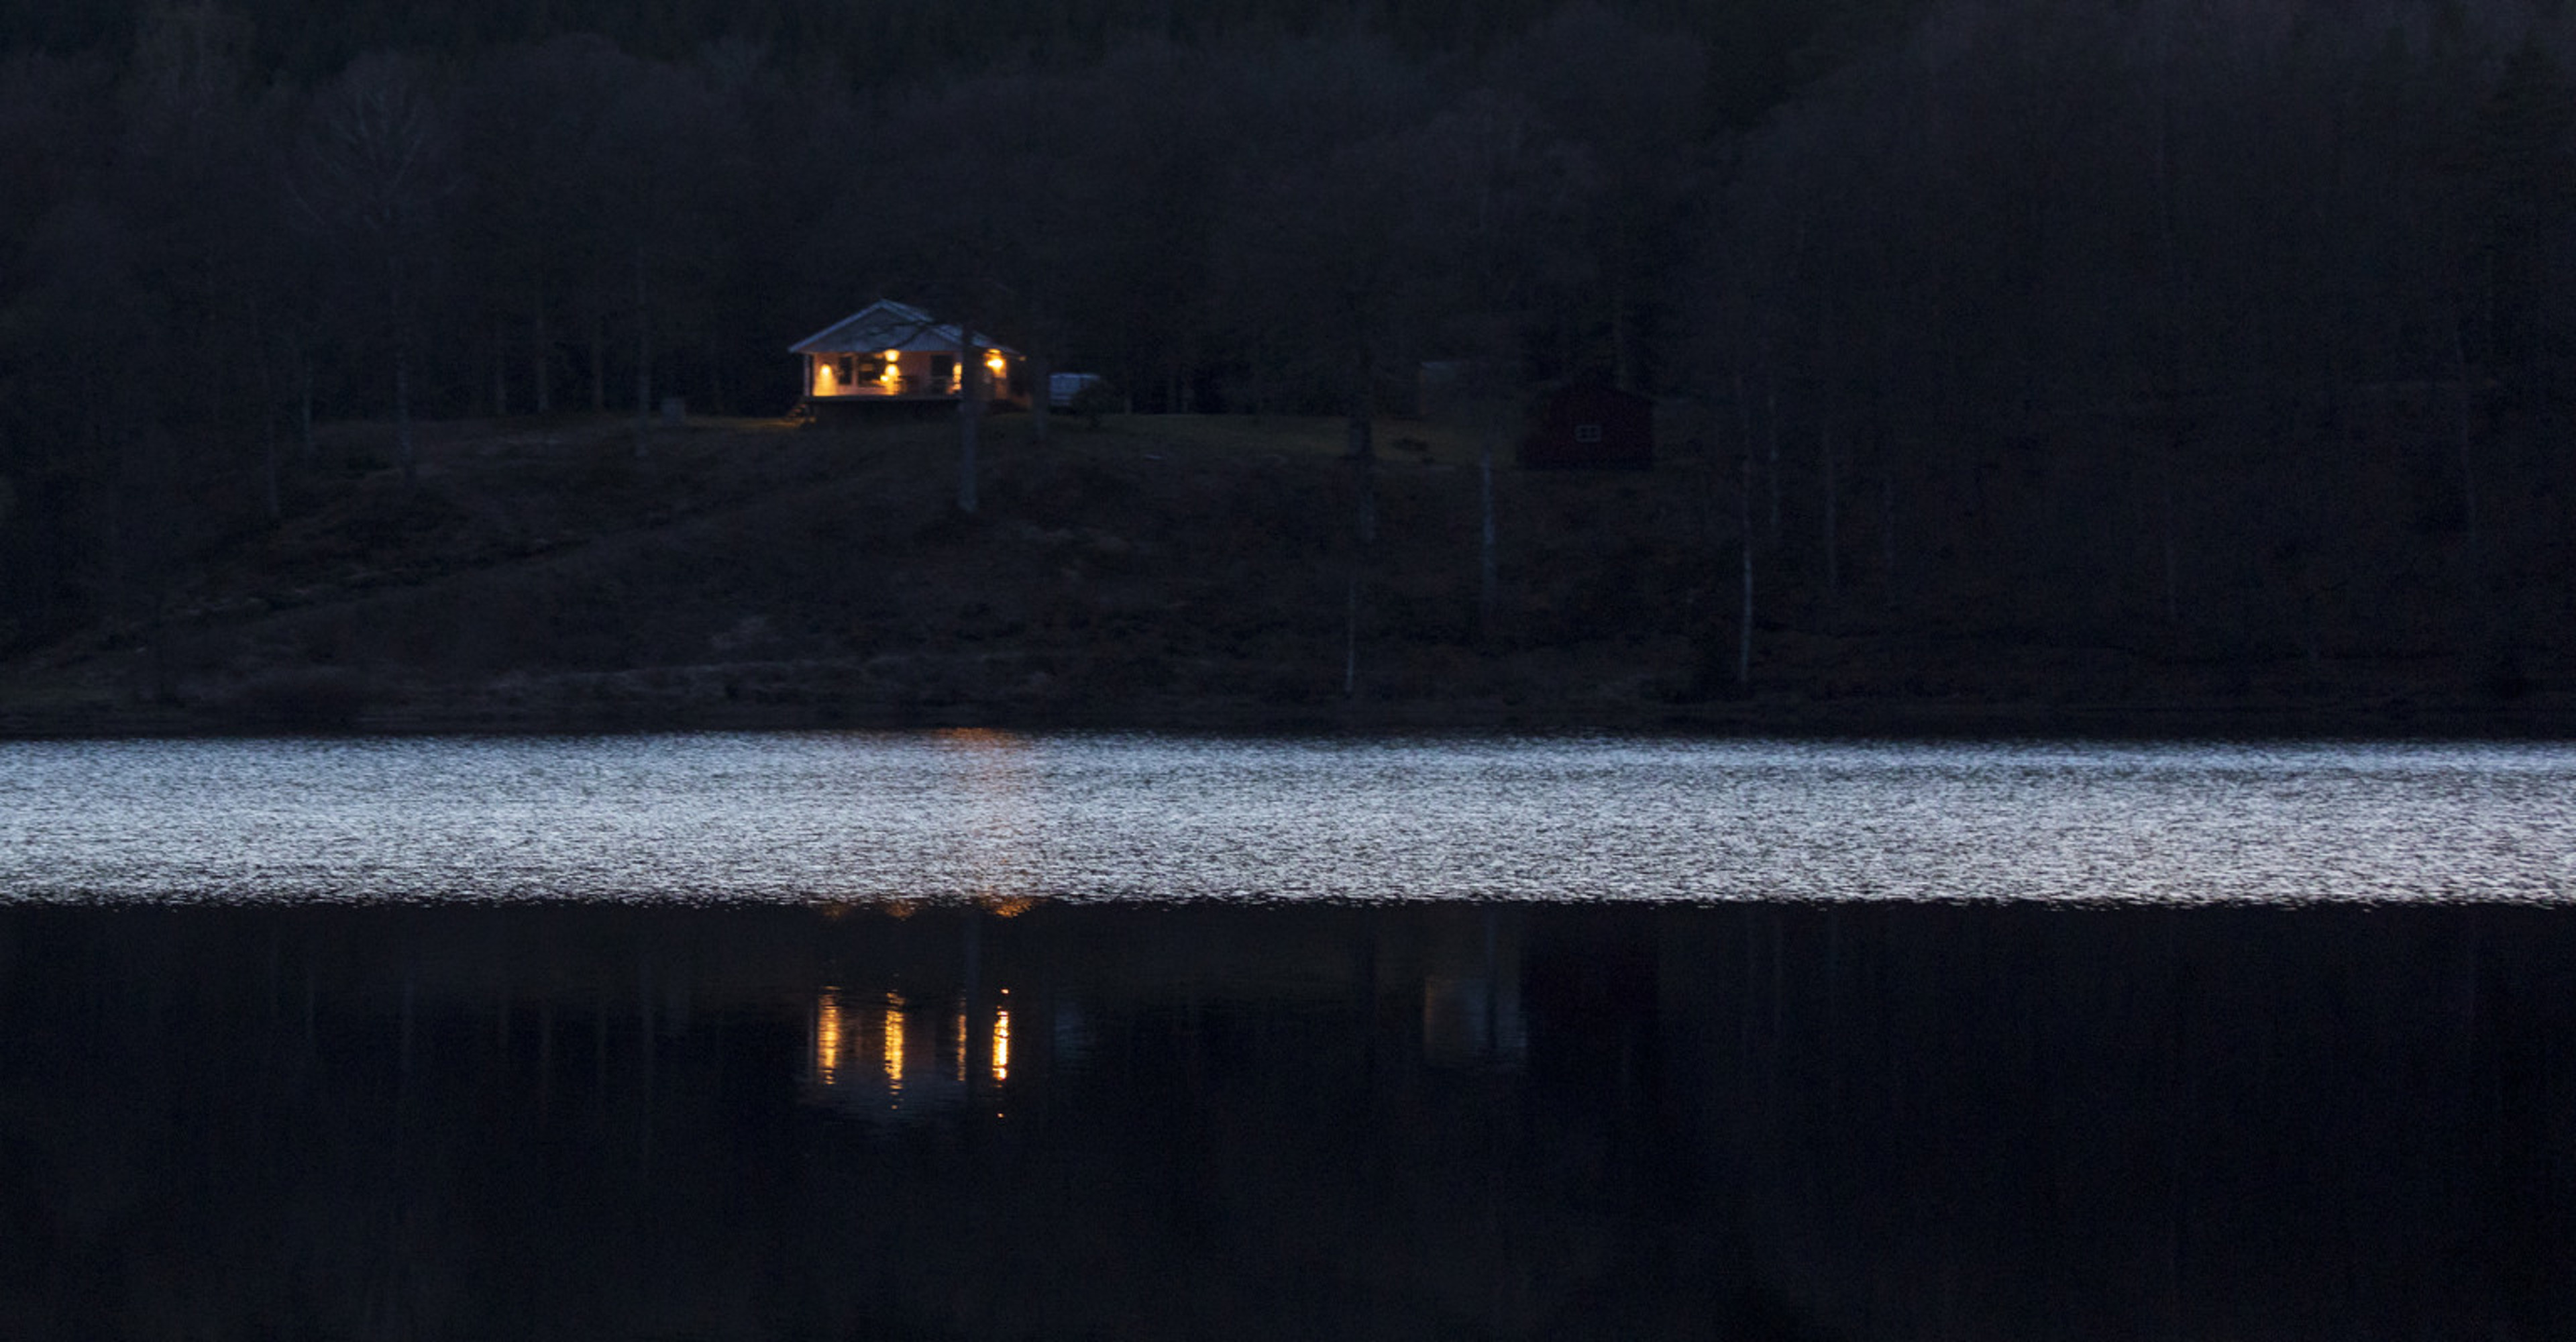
588,309,606,413
387,249,417,482
1348,342,1375,544
297,348,315,462
2153,11,2185,635
1030,351,1051,447
531,298,551,415
1764,356,1782,543
2449,315,2481,553
393,338,415,483
1737,416,1755,687
1733,366,1761,546
1343,575,1358,699
1612,278,1636,393
1479,429,1498,635
249,299,281,521
1820,420,1838,598
957,326,981,515
1880,466,1898,613
1815,276,1839,599
2159,431,2182,627
633,249,651,460
259,414,282,522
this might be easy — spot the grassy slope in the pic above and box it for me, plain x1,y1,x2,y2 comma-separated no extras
0,409,2563,735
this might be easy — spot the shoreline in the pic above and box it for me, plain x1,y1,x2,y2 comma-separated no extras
7,686,2572,742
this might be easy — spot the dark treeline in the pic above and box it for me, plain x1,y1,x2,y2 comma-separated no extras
3,0,2572,694
3,0,1897,112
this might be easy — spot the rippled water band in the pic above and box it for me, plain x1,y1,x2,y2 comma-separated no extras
3,733,2571,903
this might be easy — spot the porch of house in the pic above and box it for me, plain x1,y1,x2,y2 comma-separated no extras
802,347,1028,406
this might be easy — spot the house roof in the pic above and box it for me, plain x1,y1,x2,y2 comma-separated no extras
790,299,1017,356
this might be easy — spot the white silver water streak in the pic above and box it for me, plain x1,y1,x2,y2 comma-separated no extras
2,733,2571,903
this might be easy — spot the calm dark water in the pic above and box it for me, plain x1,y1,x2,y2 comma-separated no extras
3,902,2570,1341
1,735,2571,1339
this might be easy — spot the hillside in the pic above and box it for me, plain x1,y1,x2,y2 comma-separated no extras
0,410,2567,737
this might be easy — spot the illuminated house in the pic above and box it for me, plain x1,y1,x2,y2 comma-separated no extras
791,299,1029,413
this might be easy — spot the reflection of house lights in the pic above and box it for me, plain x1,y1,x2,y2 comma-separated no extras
955,1006,969,1083
992,1009,1010,1083
883,992,906,1087
814,989,845,1086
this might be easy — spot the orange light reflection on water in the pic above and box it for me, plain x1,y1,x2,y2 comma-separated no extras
816,990,1019,1091
883,992,906,1096
814,989,845,1086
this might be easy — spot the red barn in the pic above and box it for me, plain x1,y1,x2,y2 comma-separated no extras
1518,382,1654,469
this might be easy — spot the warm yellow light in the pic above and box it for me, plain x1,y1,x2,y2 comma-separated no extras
814,989,845,1086
985,350,1008,375
883,992,906,1084
883,349,900,362
991,1008,1011,1083
814,362,839,396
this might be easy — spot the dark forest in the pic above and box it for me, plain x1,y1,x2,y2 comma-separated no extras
3,0,2572,727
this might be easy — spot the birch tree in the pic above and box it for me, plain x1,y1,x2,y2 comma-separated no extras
289,52,453,482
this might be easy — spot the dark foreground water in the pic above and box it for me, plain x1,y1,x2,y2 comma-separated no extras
1,735,2572,1339
3,902,2570,1341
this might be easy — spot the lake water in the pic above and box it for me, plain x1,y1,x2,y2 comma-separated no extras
1,733,2571,1339
4,732,2573,901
